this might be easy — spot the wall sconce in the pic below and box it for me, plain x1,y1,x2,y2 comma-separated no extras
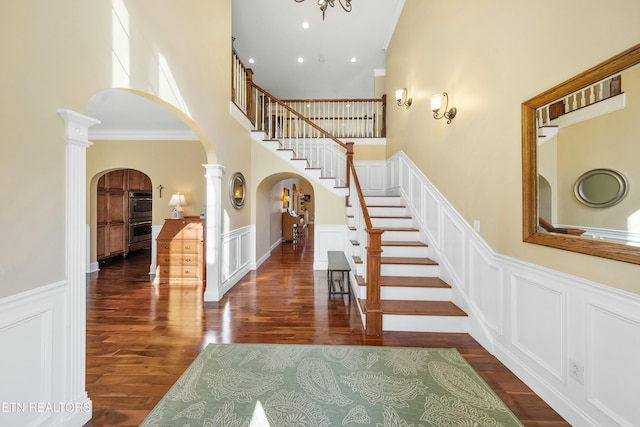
169,192,187,219
395,88,412,109
282,189,291,209
430,92,457,124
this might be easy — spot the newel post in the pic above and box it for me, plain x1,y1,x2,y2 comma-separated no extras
345,141,354,189
365,228,384,335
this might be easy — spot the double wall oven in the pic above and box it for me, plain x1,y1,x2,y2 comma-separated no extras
128,192,152,245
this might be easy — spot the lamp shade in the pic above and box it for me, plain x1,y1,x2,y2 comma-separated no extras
430,94,442,112
168,192,187,207
395,88,405,102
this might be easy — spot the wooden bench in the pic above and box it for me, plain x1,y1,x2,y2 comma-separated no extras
326,251,351,301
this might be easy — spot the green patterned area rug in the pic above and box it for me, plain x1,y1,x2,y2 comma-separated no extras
141,343,523,426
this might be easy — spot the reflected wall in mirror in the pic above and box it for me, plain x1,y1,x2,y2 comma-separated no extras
522,43,640,264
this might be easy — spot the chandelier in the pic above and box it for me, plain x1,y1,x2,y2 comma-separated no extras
294,0,353,21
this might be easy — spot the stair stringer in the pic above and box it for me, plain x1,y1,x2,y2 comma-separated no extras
348,193,470,334
389,152,496,347
250,131,348,197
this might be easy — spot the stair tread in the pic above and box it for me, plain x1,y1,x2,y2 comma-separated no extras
381,300,467,316
381,276,450,288
371,215,412,219
367,205,406,208
350,240,360,246
382,240,428,247
356,275,450,288
359,299,467,316
381,256,438,266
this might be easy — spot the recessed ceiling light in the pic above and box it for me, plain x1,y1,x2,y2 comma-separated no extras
302,21,309,29
350,57,357,63
297,57,304,63
248,58,255,64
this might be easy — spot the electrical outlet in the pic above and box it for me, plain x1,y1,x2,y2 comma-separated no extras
569,359,584,384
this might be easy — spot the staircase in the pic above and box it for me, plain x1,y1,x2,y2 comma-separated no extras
349,195,468,333
233,51,466,334
250,128,468,333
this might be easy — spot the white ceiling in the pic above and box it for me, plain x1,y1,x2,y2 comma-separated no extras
87,0,404,136
232,0,404,99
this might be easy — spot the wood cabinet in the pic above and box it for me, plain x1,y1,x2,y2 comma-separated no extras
155,218,204,284
282,211,301,241
97,170,127,259
127,169,152,191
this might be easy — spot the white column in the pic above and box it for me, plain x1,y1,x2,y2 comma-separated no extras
203,164,225,301
57,109,100,426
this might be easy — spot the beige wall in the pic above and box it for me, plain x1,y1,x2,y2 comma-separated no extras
87,139,208,261
354,143,386,160
0,0,249,298
385,0,640,294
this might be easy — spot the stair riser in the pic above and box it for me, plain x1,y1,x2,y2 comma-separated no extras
371,217,414,228
379,231,421,241
381,264,439,277
354,286,451,301
364,196,402,206
383,314,468,333
367,207,408,217
381,246,430,258
380,287,451,301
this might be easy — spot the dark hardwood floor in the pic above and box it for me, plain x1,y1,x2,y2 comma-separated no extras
85,227,569,426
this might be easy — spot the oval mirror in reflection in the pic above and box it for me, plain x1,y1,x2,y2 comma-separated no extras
574,168,628,208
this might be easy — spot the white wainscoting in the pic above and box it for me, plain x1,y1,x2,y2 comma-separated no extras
0,281,91,426
313,224,351,270
219,225,254,297
376,151,640,427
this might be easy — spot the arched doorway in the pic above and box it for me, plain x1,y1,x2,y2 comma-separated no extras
95,168,153,262
254,173,315,261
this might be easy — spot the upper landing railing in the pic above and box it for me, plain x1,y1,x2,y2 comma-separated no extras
232,50,385,335
536,74,622,127
232,53,386,140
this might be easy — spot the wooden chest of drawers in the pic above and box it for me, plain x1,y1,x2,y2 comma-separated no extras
155,218,204,284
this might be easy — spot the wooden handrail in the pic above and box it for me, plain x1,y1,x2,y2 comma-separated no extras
348,160,373,230
252,82,349,150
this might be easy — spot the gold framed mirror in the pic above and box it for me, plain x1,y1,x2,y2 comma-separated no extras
522,43,640,264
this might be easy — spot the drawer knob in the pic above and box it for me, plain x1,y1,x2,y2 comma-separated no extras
185,245,191,250
185,258,191,262
164,258,169,262
185,270,191,274
163,245,169,249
